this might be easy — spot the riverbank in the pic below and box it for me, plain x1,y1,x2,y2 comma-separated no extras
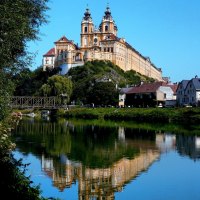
0,114,52,200
61,107,200,125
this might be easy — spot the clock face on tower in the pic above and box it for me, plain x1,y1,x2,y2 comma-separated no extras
94,38,98,43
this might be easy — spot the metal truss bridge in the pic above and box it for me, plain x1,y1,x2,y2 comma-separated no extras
10,96,67,109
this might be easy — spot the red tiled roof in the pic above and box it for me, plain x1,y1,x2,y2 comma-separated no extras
168,84,178,93
126,82,167,94
55,36,70,43
101,33,120,42
43,47,55,56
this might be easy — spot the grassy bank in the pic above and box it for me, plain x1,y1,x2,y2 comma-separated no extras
61,107,200,125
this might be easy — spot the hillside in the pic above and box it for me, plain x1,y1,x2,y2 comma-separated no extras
67,60,155,105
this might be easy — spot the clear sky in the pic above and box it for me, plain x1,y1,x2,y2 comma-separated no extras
28,0,200,83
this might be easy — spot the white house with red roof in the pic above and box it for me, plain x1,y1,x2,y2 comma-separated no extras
43,48,55,71
124,82,177,107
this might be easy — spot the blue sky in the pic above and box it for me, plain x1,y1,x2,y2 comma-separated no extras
28,0,200,83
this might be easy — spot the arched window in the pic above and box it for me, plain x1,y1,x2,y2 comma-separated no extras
105,25,108,32
84,26,88,33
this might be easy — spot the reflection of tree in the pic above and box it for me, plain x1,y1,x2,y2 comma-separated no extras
13,120,142,168
12,119,161,198
69,125,140,168
12,119,70,157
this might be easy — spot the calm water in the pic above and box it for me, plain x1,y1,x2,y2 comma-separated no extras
12,118,200,200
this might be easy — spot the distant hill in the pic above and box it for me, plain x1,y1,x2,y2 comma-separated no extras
67,60,155,105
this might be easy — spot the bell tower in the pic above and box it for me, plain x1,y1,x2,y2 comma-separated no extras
99,5,118,39
81,7,94,49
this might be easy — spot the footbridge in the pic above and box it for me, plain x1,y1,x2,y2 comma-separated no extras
10,96,67,109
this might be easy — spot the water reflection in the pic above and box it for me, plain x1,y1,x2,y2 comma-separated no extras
176,135,200,160
12,119,200,199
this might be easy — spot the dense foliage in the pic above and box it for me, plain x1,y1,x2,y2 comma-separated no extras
0,0,48,71
39,75,73,102
0,0,49,118
88,82,118,106
13,67,60,96
0,154,47,200
0,73,15,120
0,0,52,199
68,60,154,105
0,116,53,200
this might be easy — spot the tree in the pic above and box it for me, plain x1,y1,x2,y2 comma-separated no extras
39,75,73,103
68,60,154,104
12,66,60,96
0,73,14,120
0,0,49,119
0,1,55,199
88,82,119,106
0,0,49,72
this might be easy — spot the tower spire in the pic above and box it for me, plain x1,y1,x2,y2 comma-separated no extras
82,6,92,22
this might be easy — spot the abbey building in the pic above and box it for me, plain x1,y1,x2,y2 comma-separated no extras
43,6,163,81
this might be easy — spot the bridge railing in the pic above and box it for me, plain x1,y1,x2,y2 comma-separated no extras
10,96,67,109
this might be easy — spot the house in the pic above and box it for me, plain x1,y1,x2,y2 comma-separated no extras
125,82,177,107
177,77,200,106
119,87,133,107
176,80,189,106
43,48,55,71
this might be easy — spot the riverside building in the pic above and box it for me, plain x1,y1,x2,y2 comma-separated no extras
43,6,163,81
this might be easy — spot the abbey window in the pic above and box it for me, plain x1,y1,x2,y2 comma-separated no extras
105,25,108,32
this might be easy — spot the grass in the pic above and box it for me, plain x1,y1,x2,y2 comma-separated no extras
63,107,200,125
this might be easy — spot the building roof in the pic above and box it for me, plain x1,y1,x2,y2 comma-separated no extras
43,48,55,57
101,34,161,72
126,82,167,94
178,80,189,90
190,78,200,90
119,87,133,94
55,36,71,43
83,8,92,21
168,84,178,93
54,35,79,50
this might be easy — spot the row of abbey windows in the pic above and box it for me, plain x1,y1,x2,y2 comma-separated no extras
84,25,109,33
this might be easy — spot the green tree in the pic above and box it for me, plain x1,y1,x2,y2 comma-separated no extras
0,0,49,118
0,0,49,71
88,82,119,106
39,75,73,103
0,1,53,199
68,60,155,104
0,73,14,120
12,66,61,96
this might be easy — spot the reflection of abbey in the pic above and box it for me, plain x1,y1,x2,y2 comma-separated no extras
41,130,176,200
43,6,163,81
42,146,160,199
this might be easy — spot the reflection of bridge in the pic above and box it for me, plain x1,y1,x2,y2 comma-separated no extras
10,96,67,109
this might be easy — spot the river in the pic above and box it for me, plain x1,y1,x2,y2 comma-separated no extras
11,117,200,200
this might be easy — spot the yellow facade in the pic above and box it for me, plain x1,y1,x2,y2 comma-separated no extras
45,6,163,81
